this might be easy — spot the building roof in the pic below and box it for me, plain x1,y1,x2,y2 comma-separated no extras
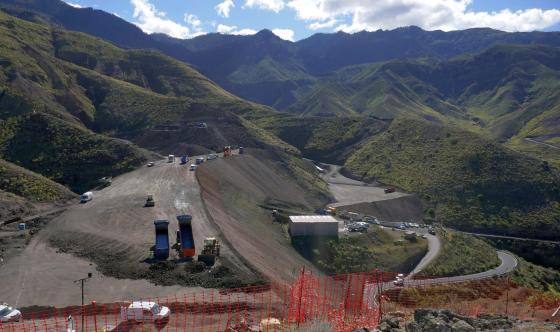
289,215,338,223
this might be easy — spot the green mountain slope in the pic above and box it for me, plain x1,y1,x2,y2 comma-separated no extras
256,114,387,163
345,117,560,240
0,158,74,202
0,11,295,195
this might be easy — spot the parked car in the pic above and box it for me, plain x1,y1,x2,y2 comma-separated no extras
0,304,21,323
207,154,218,160
393,274,405,287
195,157,205,165
348,223,368,233
384,187,396,194
428,228,436,235
147,162,155,167
189,164,197,171
124,301,169,322
398,224,406,230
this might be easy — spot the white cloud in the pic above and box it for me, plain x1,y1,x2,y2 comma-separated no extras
215,0,235,18
272,28,295,41
287,0,560,32
308,19,338,30
185,13,202,29
184,13,205,36
217,24,258,35
130,0,204,39
64,1,83,8
244,0,285,13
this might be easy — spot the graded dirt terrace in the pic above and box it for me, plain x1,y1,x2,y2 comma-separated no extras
0,158,258,307
197,149,326,283
321,165,410,207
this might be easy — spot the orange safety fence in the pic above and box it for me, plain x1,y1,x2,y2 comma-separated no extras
2,269,558,332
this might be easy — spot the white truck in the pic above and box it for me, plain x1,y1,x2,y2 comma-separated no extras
121,301,170,322
168,155,175,163
80,192,93,203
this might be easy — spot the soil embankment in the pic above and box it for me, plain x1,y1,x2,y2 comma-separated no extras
197,149,328,283
337,196,425,222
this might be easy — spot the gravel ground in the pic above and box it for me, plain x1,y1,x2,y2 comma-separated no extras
0,157,258,307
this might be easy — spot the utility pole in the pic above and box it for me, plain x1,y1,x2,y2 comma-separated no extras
74,273,92,331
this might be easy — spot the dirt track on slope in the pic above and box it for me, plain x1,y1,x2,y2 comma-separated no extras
0,159,258,307
321,165,410,207
197,149,325,283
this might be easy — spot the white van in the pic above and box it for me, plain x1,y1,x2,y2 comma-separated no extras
122,301,170,322
80,192,93,203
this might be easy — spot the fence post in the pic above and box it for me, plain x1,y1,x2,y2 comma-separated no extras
377,270,383,321
505,277,510,316
42,314,47,332
297,266,305,326
92,301,97,332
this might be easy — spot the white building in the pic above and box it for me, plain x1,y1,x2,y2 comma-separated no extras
289,215,339,237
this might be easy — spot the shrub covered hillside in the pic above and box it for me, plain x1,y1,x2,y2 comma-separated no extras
0,11,296,194
255,114,387,163
345,117,560,240
421,230,500,277
0,158,75,202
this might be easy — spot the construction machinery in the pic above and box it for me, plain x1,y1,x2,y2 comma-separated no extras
144,195,155,207
176,215,195,258
152,220,170,260
98,176,112,188
223,146,232,157
198,237,220,266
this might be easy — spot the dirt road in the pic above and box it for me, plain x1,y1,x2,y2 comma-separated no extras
321,165,409,207
0,158,256,307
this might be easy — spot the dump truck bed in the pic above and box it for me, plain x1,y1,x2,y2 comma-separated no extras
177,215,195,257
153,220,170,259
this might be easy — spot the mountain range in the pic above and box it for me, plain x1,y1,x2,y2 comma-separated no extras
0,0,559,240
2,0,559,153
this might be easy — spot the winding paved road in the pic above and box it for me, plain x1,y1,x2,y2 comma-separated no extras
460,231,560,245
524,137,560,151
407,233,441,278
320,164,519,287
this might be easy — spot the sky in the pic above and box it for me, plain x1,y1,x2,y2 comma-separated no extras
63,0,560,41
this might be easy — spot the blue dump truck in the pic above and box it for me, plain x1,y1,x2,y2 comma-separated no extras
176,215,195,258
153,220,170,260
180,156,188,164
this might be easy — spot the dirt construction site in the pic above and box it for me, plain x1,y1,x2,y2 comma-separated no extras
0,149,328,307
0,147,522,317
